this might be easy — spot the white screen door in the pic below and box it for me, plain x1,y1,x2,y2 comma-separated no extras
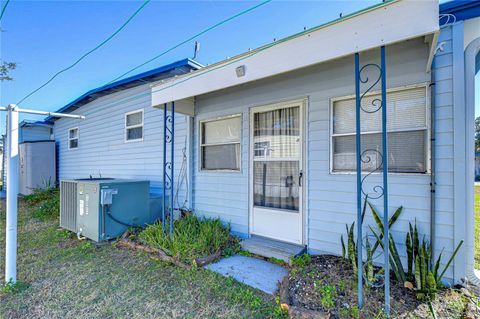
250,101,303,244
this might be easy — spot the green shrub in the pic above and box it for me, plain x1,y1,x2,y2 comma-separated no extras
318,283,337,310
0,280,29,295
139,213,232,264
24,185,57,204
24,187,60,220
291,253,311,267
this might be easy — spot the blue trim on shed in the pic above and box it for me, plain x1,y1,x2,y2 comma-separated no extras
20,119,53,128
440,1,480,22
47,58,202,121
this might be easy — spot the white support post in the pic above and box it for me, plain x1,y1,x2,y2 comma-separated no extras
5,104,19,283
1,104,84,284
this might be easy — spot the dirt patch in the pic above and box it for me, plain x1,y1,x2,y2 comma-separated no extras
286,255,473,318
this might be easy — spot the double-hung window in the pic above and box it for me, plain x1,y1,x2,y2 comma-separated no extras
200,115,241,171
125,109,144,142
331,86,428,174
68,128,79,150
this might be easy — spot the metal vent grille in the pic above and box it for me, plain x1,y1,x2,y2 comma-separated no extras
60,180,77,232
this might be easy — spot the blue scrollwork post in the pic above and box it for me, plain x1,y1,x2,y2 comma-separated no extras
355,46,389,316
163,102,175,237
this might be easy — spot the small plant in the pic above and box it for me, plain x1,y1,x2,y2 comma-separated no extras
0,280,29,295
24,185,60,220
269,257,287,266
339,307,350,318
79,241,93,253
337,279,348,292
24,180,57,204
34,193,60,220
238,250,254,257
291,253,311,267
350,305,360,319
222,241,241,257
318,283,337,310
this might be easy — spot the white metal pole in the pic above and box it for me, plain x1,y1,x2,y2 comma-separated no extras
5,104,19,283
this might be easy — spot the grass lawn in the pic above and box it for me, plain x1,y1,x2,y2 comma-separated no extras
0,199,285,319
475,186,480,269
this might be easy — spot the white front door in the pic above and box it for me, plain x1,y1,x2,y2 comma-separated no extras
250,100,304,245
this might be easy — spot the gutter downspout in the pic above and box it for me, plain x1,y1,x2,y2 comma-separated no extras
430,60,436,260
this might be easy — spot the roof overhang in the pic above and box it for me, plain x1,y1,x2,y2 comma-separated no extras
440,0,480,22
47,59,202,121
152,0,439,114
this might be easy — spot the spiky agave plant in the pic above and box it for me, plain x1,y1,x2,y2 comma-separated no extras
368,203,406,283
407,221,464,301
340,198,369,273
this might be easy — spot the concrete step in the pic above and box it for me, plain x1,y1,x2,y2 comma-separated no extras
240,235,306,264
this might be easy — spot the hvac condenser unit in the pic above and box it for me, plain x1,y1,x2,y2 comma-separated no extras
60,178,164,242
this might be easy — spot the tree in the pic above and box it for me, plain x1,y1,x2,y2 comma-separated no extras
0,61,16,81
475,116,480,152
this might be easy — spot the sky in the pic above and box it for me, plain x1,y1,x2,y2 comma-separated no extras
0,0,478,125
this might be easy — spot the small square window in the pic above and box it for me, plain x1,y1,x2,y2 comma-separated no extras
200,115,241,171
125,110,144,142
68,128,79,150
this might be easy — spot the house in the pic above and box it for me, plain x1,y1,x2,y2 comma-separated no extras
48,59,202,202
48,0,480,284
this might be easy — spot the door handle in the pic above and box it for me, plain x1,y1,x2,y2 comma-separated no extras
299,171,303,187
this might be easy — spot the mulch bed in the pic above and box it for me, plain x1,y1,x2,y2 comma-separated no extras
279,255,479,319
116,231,222,270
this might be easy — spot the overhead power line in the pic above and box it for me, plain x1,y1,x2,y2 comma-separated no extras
55,24,308,120
16,0,151,105
65,0,382,119
0,0,10,22
106,0,272,84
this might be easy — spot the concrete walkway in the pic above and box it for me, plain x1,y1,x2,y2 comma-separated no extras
206,255,288,294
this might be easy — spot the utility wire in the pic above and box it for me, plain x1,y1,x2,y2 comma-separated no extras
0,0,10,22
48,0,388,118
106,0,272,84
52,26,303,120
16,0,151,105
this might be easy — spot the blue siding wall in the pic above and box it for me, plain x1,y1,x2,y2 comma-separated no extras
193,38,456,280
53,83,189,206
433,25,456,280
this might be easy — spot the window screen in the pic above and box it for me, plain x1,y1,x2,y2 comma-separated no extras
201,116,241,171
125,110,143,141
332,86,428,173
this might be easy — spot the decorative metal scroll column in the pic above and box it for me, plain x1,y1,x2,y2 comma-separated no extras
354,46,390,316
163,102,175,237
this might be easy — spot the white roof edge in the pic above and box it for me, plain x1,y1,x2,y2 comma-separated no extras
152,0,439,106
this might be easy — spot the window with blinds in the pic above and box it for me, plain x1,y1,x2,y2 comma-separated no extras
200,115,241,171
331,86,428,173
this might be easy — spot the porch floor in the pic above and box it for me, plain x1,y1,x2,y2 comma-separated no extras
240,235,306,264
